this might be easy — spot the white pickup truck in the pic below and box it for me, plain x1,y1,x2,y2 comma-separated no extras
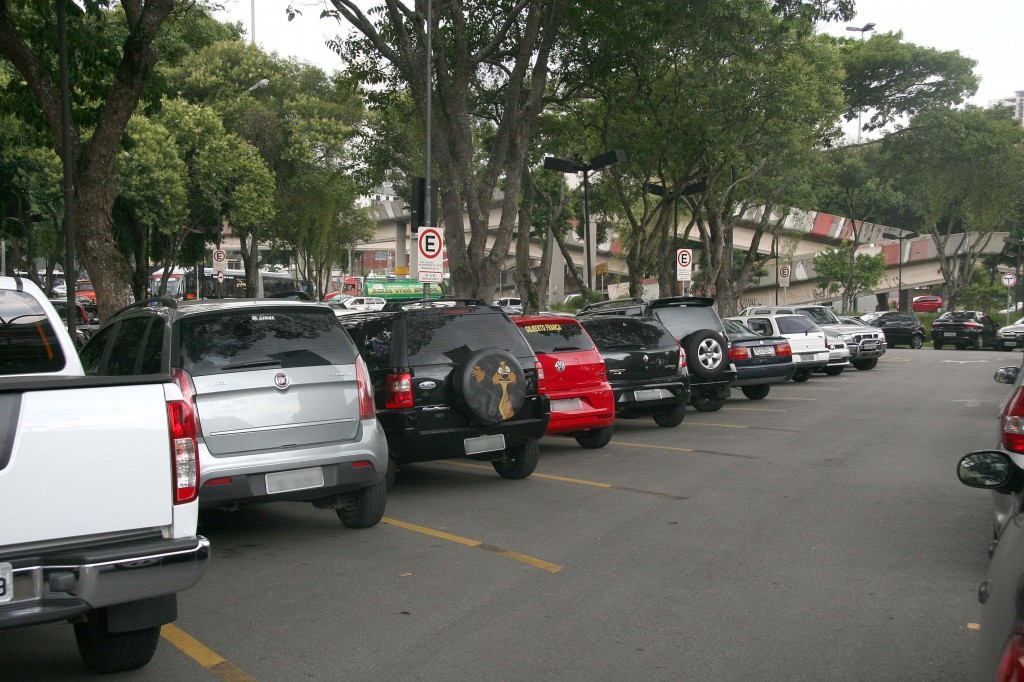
0,277,210,672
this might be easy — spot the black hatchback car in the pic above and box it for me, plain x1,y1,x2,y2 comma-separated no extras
339,299,550,481
859,311,926,349
578,315,689,427
931,310,1000,350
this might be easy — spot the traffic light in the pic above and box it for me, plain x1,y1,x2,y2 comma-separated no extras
410,177,437,233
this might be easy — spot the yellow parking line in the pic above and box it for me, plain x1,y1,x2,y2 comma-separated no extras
162,624,256,681
610,441,693,453
726,407,788,412
442,460,683,498
686,422,747,429
382,517,562,573
967,622,980,630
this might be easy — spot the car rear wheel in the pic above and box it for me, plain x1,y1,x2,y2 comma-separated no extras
933,341,943,350
910,334,924,349
74,610,160,673
852,358,878,370
792,369,812,382
683,330,728,379
690,394,727,412
575,425,615,448
653,404,687,426
740,385,771,400
336,478,387,529
493,440,539,479
823,367,844,376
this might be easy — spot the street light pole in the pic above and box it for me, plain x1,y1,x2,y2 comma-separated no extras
883,229,918,311
846,22,876,144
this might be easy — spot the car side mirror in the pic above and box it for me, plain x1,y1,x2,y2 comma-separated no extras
995,366,1020,385
958,450,1013,488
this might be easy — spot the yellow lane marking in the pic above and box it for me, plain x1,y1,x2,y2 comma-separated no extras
685,422,747,429
610,441,694,453
382,517,562,572
442,460,684,499
162,624,257,682
967,622,981,630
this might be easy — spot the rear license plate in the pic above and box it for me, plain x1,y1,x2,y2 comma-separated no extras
266,467,325,494
634,389,666,401
752,346,773,356
550,398,584,413
465,433,505,456
0,562,12,603
800,353,818,361
944,332,957,337
829,353,842,360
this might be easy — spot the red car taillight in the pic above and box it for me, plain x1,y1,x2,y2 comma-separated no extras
535,360,546,393
356,356,375,419
996,632,1024,682
167,400,198,505
678,346,687,371
385,372,414,409
966,320,982,329
729,346,750,360
1001,386,1024,454
774,341,792,357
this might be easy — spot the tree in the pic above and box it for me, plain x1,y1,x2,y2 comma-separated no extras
812,242,886,308
882,106,1024,310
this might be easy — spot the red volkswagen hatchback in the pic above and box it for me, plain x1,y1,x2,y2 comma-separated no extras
514,315,616,448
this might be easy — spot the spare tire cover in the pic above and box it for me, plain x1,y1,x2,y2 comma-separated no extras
453,348,528,425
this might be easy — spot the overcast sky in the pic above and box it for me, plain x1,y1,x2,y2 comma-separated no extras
215,0,1024,108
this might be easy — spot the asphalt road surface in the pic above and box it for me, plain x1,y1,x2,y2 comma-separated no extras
2,347,1015,681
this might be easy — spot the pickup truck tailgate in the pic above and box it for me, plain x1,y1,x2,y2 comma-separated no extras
1,384,172,547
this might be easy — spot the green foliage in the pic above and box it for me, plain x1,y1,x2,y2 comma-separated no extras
813,242,887,310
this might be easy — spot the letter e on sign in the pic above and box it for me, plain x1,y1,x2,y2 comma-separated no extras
418,227,444,283
676,249,692,282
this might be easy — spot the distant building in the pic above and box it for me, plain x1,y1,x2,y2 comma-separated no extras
989,90,1024,125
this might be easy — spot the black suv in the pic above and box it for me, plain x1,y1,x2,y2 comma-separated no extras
338,299,550,481
577,296,736,412
859,311,926,349
578,315,689,426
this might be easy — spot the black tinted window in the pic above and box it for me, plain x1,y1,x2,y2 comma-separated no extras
518,321,595,354
178,308,357,376
652,306,723,339
105,317,152,376
355,318,394,370
777,316,817,334
405,310,533,366
0,291,67,375
581,318,677,350
80,325,114,375
140,319,165,374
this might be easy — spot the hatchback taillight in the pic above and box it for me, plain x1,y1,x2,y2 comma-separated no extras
167,400,198,505
356,356,375,419
774,342,792,357
996,631,1024,682
385,372,414,409
535,360,546,394
1001,387,1024,454
729,346,750,361
966,320,981,329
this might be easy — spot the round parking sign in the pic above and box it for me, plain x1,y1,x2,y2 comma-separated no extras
677,250,691,267
1002,273,1017,288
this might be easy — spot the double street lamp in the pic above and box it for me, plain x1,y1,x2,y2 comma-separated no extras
882,228,918,311
544,149,626,291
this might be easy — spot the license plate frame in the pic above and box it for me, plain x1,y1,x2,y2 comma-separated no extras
752,346,774,356
550,398,584,413
465,433,505,456
0,562,12,603
265,467,325,495
944,332,957,337
634,389,666,401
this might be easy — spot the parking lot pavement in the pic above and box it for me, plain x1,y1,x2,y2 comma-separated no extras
1,349,1008,680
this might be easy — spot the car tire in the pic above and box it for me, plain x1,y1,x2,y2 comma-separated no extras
910,334,924,349
653,404,687,426
852,358,878,370
933,341,943,350
575,425,615,448
741,385,771,400
823,367,844,376
690,394,727,411
493,440,539,479
792,369,812,382
935,306,942,313
336,478,387,529
74,610,160,673
683,330,728,380
452,348,528,425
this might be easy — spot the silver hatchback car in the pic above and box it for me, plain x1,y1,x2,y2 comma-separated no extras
79,298,389,528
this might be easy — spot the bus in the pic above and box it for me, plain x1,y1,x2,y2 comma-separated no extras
150,267,307,300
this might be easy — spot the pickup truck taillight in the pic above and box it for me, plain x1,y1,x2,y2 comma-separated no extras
167,400,199,504
385,373,414,409
170,367,202,432
1001,386,1024,454
356,356,375,419
774,342,793,357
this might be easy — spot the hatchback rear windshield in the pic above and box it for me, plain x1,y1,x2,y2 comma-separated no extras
518,320,595,354
651,306,723,338
777,316,818,334
581,318,677,350
938,311,976,321
177,309,356,376
0,291,66,375
406,309,534,366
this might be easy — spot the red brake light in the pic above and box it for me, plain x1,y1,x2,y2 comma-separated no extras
996,632,1024,682
678,345,687,370
385,372,414,409
356,356,376,419
535,360,546,394
1002,387,1024,454
774,341,792,357
965,320,981,329
729,346,750,360
167,400,198,504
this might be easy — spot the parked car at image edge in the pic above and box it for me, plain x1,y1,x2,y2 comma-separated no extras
721,318,795,399
997,316,1024,352
912,295,943,313
578,315,690,426
513,315,616,448
338,298,550,481
859,310,927,349
931,310,1000,350
80,296,390,528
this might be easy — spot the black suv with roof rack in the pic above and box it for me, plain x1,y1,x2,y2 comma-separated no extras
338,298,551,482
577,296,736,412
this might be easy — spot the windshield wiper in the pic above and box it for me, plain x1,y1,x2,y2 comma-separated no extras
221,359,282,371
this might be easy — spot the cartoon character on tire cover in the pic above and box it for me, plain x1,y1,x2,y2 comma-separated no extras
470,360,518,420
